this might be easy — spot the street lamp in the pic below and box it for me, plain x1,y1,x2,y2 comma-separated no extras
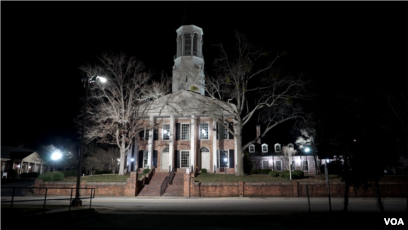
72,75,106,206
51,150,62,171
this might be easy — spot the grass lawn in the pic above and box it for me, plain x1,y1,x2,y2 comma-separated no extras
63,174,130,182
195,173,407,183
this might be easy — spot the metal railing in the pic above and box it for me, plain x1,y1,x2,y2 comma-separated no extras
1,187,95,214
160,167,175,196
173,51,204,60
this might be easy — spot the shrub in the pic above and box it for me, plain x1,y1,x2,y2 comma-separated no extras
279,170,289,178
201,168,207,174
284,173,291,179
94,170,113,175
292,170,304,179
143,169,150,174
256,169,263,174
52,172,64,181
6,169,18,178
20,173,29,178
291,174,300,179
261,169,272,174
61,170,77,177
269,171,279,177
250,169,257,174
38,173,53,182
19,172,40,178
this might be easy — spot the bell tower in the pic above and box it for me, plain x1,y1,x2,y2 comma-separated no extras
172,25,205,95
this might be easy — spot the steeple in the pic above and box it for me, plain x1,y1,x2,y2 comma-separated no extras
172,25,205,95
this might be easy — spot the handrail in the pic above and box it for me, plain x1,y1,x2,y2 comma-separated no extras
160,167,175,196
1,187,95,214
169,167,175,185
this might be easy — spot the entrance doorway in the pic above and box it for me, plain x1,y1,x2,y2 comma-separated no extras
200,147,210,170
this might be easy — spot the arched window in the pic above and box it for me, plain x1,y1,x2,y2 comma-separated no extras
184,33,191,56
162,147,169,154
274,143,281,152
200,147,210,153
262,144,268,153
249,144,255,153
288,143,294,149
193,34,198,53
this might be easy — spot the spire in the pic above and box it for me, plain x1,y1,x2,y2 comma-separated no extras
181,1,198,26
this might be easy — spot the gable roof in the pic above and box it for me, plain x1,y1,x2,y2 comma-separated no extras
141,90,236,117
1,146,36,159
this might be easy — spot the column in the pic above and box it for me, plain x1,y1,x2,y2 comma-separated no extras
40,163,43,174
212,119,217,173
147,116,154,169
234,118,238,171
190,115,196,171
169,115,175,171
191,34,195,56
19,161,23,174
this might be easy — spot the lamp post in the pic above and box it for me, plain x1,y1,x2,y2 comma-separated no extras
72,75,106,206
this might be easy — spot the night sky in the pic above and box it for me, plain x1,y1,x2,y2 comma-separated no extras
2,2,407,150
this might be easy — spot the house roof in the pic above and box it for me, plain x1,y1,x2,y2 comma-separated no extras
1,146,36,160
141,90,236,117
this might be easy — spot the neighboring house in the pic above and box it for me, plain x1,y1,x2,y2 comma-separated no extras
1,146,47,175
125,24,237,174
248,126,320,175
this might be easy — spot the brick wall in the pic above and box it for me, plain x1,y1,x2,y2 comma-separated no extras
33,172,138,197
187,180,407,197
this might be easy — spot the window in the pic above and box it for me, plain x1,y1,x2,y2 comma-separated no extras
162,124,170,140
181,124,190,140
181,151,190,168
262,144,268,153
219,150,229,168
143,151,148,168
144,129,149,140
218,123,230,139
302,161,309,171
184,33,191,55
274,143,281,152
249,144,255,153
276,161,282,172
199,123,209,139
262,161,268,169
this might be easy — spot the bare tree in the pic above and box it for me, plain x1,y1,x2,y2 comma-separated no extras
77,53,169,175
295,128,321,174
192,32,311,176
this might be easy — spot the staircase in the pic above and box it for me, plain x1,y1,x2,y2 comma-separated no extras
162,172,184,197
138,172,168,196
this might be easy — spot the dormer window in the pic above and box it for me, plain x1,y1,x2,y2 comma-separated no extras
288,143,294,148
262,144,268,153
249,144,255,153
274,143,281,152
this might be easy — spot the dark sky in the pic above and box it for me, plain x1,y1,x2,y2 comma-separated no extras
2,2,407,149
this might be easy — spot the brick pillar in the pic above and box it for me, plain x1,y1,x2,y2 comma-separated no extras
292,181,299,197
124,172,137,197
184,172,190,197
239,181,244,197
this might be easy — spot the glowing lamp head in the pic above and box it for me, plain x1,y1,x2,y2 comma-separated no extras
305,147,310,153
51,151,62,160
97,76,107,83
224,158,227,162
131,158,134,162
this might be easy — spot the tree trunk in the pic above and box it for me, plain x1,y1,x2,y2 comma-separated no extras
118,148,126,175
313,154,320,174
375,178,384,212
235,124,245,176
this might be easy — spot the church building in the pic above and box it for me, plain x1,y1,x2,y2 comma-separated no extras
126,24,237,175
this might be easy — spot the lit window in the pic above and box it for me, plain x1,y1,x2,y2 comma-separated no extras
274,143,281,152
181,151,190,168
262,161,268,169
302,161,309,171
181,124,190,140
262,144,268,153
249,144,255,153
276,161,282,172
162,124,170,140
219,150,229,168
218,123,229,139
199,123,209,140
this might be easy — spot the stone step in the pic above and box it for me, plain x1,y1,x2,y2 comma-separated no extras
138,172,169,196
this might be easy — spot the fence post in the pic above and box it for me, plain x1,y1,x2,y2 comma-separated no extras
89,188,93,210
10,188,15,209
43,188,48,215
69,188,73,212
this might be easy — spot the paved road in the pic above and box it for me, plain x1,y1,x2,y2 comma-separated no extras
2,196,406,213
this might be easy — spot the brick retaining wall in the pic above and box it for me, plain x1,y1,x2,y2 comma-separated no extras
184,173,407,197
34,172,138,197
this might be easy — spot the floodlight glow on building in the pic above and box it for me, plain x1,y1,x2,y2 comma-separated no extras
305,147,310,153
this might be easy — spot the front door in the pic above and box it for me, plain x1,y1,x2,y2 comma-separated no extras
201,149,210,170
162,152,169,170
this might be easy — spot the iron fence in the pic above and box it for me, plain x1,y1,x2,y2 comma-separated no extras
1,187,95,214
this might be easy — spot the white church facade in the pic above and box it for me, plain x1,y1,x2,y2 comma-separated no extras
125,25,237,174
